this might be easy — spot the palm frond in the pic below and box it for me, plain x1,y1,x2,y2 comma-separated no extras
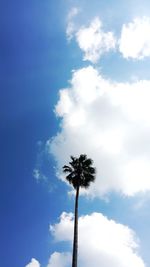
63,165,73,173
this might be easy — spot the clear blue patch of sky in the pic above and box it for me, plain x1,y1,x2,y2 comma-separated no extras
0,0,72,266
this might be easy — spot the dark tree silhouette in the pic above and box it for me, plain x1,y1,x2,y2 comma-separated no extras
63,154,96,267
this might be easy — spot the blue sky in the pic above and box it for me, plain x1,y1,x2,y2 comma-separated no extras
1,1,150,267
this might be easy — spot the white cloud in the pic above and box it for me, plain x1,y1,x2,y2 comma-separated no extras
48,65,150,197
25,258,40,267
66,7,80,41
49,212,145,267
47,252,71,267
76,17,116,63
50,212,74,241
119,16,150,59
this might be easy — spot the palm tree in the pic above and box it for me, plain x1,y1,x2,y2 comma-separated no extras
63,154,96,267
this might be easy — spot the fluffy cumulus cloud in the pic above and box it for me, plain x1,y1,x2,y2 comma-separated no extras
25,250,71,267
48,65,150,197
25,258,40,267
119,16,150,59
47,252,71,267
76,17,116,63
49,212,145,267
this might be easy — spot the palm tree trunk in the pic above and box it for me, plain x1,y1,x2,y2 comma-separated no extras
72,185,79,267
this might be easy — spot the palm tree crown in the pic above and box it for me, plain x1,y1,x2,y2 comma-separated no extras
63,154,96,189
63,154,96,267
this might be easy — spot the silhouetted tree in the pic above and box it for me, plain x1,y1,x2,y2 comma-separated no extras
63,154,96,267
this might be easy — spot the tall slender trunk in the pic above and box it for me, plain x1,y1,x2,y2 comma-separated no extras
72,185,79,267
